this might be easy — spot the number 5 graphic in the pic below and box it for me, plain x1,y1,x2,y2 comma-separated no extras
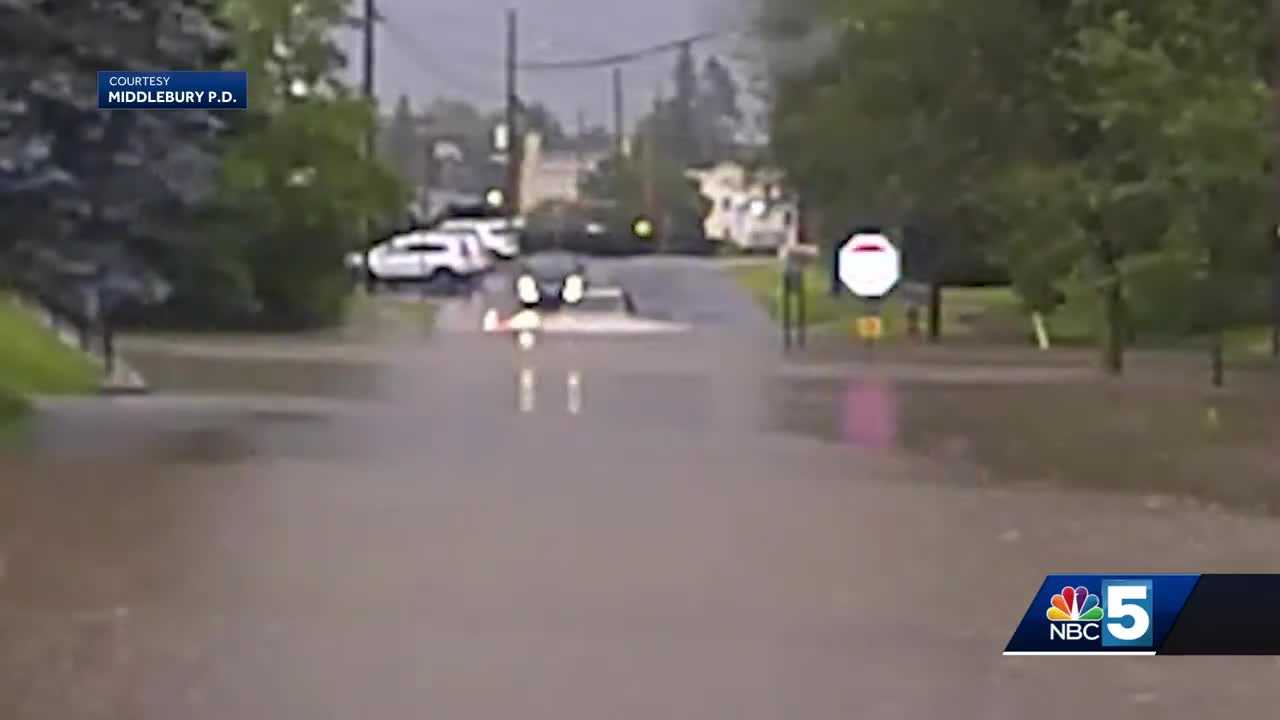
1103,580,1154,647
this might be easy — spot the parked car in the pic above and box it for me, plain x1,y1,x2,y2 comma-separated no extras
428,204,523,260
438,216,521,260
360,229,491,291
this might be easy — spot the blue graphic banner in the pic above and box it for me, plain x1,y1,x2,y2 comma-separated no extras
1004,574,1200,655
97,71,247,109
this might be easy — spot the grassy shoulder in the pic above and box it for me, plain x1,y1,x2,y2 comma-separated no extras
729,263,1034,340
341,290,440,341
728,262,1273,358
0,388,30,423
0,295,100,421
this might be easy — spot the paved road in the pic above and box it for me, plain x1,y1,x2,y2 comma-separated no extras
2,257,1280,718
437,256,773,337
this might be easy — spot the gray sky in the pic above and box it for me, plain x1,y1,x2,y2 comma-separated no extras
337,0,748,133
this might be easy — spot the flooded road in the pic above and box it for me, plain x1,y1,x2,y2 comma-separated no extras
3,257,1280,718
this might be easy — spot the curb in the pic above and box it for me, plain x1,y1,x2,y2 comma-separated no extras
8,295,151,396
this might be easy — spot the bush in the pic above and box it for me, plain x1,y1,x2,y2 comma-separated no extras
1122,254,1206,337
1123,253,1271,338
0,387,29,423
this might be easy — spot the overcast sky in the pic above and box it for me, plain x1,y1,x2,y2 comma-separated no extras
336,0,750,133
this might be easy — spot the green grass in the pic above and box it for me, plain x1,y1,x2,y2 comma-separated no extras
1223,326,1276,362
728,262,1226,347
0,296,100,421
730,263,860,328
340,290,440,341
729,263,1038,340
730,263,1280,359
0,388,29,422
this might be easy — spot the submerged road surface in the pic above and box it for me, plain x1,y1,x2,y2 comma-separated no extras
3,256,1280,718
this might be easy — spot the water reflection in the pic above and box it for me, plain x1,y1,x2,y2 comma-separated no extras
126,351,384,400
767,375,1280,513
515,368,586,416
567,371,583,416
3,406,342,465
839,377,899,450
519,368,536,414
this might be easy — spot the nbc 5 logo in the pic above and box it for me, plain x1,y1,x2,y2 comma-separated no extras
1101,579,1153,647
1046,580,1153,647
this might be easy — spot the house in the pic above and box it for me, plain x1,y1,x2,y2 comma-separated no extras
518,132,610,214
686,162,799,252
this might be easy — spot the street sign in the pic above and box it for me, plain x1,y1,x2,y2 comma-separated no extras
855,316,883,340
839,233,901,298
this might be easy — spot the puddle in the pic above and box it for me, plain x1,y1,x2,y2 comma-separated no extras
125,351,386,400
765,376,1280,513
2,407,340,466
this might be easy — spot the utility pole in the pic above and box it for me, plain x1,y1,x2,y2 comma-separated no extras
612,67,625,157
1273,0,1280,358
362,0,376,158
575,107,586,202
359,0,377,250
421,132,434,222
504,9,522,218
645,85,660,252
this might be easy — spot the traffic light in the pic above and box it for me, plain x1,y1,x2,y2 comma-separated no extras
632,217,654,240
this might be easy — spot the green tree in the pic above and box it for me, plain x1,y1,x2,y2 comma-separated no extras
382,94,420,185
670,43,702,163
581,117,709,247
219,0,404,328
427,98,488,139
0,0,231,304
758,0,1273,376
520,101,567,147
696,56,742,161
992,1,1270,371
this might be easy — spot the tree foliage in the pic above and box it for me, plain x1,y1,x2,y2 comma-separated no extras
0,0,231,306
382,94,420,185
697,56,743,161
213,0,405,328
0,0,406,330
758,0,1274,368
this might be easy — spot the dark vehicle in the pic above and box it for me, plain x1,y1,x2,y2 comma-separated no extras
514,252,588,311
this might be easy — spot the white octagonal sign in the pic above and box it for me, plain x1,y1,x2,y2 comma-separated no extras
839,233,901,298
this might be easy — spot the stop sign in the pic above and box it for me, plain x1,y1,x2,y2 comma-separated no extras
839,233,901,298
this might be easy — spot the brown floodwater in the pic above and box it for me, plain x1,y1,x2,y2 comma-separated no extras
4,270,1280,719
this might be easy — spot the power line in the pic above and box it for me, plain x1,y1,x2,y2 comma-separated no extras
373,7,505,70
379,13,504,102
518,29,734,72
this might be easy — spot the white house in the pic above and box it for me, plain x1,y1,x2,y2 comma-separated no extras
686,162,799,252
518,132,609,213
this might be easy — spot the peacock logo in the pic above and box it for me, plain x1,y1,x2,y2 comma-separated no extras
1047,586,1104,622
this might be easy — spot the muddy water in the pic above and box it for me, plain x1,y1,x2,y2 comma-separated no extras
766,375,1280,513
4,285,1280,718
